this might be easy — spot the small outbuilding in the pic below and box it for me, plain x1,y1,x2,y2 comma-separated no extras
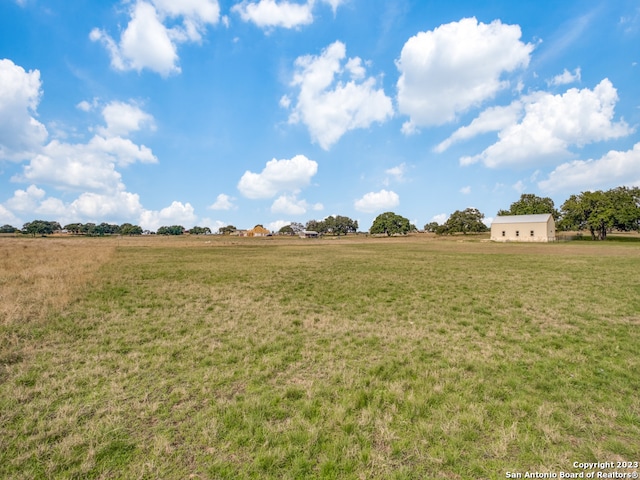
299,230,319,238
247,225,271,237
491,214,556,242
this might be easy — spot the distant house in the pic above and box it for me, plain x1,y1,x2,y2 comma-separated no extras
299,230,319,238
491,214,556,242
247,225,271,237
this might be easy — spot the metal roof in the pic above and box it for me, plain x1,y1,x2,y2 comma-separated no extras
491,214,553,224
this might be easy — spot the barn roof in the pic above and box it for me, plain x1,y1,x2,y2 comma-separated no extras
492,214,553,224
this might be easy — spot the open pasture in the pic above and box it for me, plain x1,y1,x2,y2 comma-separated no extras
1,235,639,479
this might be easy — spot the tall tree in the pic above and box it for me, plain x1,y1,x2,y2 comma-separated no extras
219,225,237,235
157,225,185,235
369,212,412,236
22,220,61,237
498,193,559,219
278,225,295,235
0,224,17,233
120,223,143,235
437,208,488,235
189,226,211,235
560,187,640,240
305,216,357,235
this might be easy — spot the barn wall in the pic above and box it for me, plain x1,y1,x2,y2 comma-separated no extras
491,219,555,242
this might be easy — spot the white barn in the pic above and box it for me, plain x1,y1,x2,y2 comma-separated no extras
491,214,556,242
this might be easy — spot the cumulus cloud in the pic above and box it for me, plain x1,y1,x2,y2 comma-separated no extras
15,134,157,193
548,67,581,86
4,184,46,214
284,41,393,150
139,201,198,231
384,163,408,183
98,101,156,137
396,17,533,134
10,96,157,194
458,79,632,168
208,193,235,210
237,154,318,199
460,186,471,194
354,189,399,213
0,59,48,161
268,219,291,232
0,204,21,226
431,213,448,224
538,142,640,193
232,0,313,29
270,194,322,215
2,185,146,226
91,0,220,76
435,102,522,153
232,0,344,29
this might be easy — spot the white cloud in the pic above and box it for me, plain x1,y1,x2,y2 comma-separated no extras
11,95,156,194
268,219,291,232
0,204,21,226
396,17,533,134
69,191,144,222
76,97,100,112
459,79,633,168
0,60,164,229
98,101,155,137
91,0,220,76
285,41,393,150
232,0,314,29
354,189,399,213
2,185,147,227
4,184,46,214
384,163,408,183
512,180,526,192
538,142,640,193
320,0,344,14
270,194,322,215
91,2,179,76
232,0,344,29
0,59,48,161
435,102,522,153
15,135,157,193
460,186,471,194
548,67,581,86
139,201,198,231
208,193,235,210
431,213,447,224
237,154,318,199
152,0,220,39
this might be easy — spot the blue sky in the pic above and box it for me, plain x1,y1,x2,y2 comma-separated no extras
1,0,639,232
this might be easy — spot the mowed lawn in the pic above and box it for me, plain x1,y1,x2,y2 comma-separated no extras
1,235,639,479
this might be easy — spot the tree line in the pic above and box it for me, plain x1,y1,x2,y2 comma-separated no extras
3,186,639,240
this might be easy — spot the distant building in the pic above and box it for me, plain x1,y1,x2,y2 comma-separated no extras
247,225,271,237
491,214,556,242
299,230,319,238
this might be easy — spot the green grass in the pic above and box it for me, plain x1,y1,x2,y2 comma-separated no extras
2,237,639,479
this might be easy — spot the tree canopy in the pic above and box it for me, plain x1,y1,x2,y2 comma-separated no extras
436,208,488,235
498,194,559,219
189,226,211,235
219,225,237,235
22,220,61,237
559,187,640,240
157,225,185,235
305,216,358,235
370,212,412,236
278,225,295,235
0,224,18,234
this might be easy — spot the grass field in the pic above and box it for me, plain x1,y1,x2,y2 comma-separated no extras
1,234,639,479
